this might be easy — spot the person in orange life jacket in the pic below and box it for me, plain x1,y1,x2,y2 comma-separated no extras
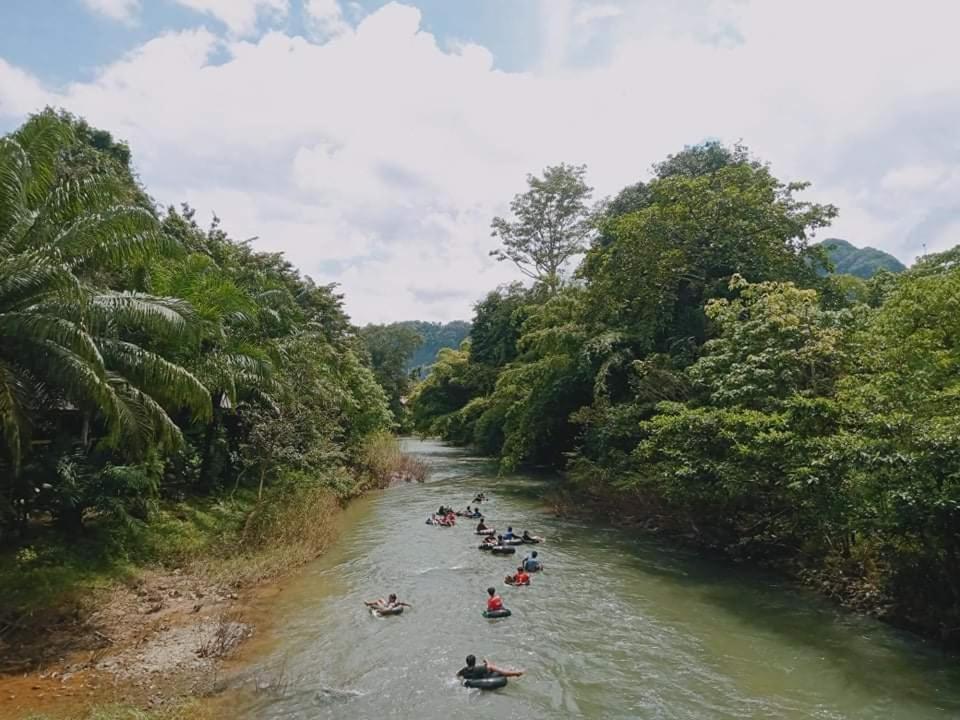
506,567,530,585
486,586,504,612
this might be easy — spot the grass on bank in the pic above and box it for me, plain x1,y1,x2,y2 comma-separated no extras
358,432,428,487
1,435,423,634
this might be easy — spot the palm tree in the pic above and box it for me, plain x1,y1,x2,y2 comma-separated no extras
0,112,211,476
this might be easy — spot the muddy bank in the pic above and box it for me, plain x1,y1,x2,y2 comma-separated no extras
0,566,266,719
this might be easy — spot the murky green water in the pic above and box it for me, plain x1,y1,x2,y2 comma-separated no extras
227,439,960,719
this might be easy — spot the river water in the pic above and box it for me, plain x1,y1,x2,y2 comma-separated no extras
224,439,960,719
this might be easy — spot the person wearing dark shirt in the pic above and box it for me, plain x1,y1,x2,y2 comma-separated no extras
456,654,524,681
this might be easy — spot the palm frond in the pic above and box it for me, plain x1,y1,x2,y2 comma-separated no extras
41,172,138,225
107,372,185,453
0,254,80,309
90,291,196,337
0,312,104,367
51,205,173,269
13,113,74,207
99,339,211,421
30,340,119,426
0,138,31,246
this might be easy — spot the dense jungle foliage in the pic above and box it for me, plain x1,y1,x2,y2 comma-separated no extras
0,110,395,563
409,142,960,643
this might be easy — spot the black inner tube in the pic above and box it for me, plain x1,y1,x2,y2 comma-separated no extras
375,605,404,616
491,546,516,555
482,608,512,619
463,674,507,690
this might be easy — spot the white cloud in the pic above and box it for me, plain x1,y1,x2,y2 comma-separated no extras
171,0,289,37
3,0,959,321
880,164,947,192
539,0,574,71
928,220,960,256
305,0,351,39
80,0,141,23
0,59,52,116
574,3,622,26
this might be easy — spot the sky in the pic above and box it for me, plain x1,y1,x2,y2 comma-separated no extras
1,0,959,324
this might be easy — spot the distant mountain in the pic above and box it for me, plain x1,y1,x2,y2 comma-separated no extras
816,238,906,279
395,320,471,375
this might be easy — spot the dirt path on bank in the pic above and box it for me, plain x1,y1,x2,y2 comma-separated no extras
0,567,274,719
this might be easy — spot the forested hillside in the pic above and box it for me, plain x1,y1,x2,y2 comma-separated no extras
816,237,906,277
0,111,405,628
409,142,960,644
400,321,471,375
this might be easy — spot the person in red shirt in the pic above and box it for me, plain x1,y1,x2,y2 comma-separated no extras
506,567,530,586
486,586,503,611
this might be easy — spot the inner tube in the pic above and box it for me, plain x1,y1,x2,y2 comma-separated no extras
522,537,541,544
464,675,507,690
478,544,493,551
475,528,495,535
504,578,529,586
491,546,516,555
482,608,512,619
374,606,403,616
502,537,524,545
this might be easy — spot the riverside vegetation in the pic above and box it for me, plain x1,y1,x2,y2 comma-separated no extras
0,109,426,693
2,109,957,716
409,143,960,645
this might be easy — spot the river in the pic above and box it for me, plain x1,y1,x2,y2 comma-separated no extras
221,438,960,719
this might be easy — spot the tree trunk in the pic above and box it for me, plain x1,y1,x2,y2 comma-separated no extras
80,412,91,450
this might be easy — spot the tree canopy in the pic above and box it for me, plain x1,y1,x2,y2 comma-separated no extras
410,141,960,644
490,163,595,294
0,110,392,540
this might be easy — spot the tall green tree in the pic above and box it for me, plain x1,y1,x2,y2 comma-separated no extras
582,157,836,355
0,113,210,532
360,323,422,422
0,114,209,468
490,163,595,294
